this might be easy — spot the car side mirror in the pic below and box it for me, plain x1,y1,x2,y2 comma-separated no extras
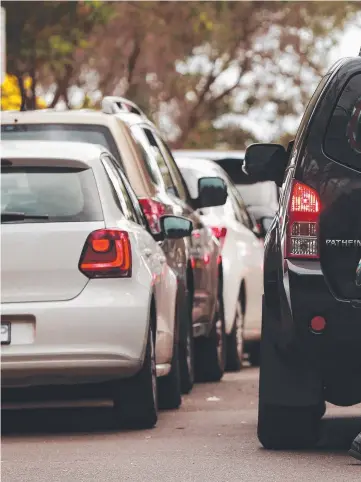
159,215,193,240
196,176,228,209
242,143,288,187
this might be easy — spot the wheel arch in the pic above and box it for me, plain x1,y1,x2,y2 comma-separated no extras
149,291,157,343
239,279,246,316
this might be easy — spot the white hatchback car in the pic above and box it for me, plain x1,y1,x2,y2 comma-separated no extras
1,140,193,429
174,156,264,368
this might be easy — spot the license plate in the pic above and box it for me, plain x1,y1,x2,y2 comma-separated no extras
1,323,11,345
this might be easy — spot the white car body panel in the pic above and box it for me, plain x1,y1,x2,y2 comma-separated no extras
1,141,177,387
175,156,263,341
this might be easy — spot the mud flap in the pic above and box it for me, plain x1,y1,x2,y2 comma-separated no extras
259,296,323,407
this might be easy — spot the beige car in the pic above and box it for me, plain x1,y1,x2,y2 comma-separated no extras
2,99,224,401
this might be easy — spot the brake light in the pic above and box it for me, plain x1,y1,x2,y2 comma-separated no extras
211,227,227,249
286,181,321,259
79,229,132,278
138,198,165,234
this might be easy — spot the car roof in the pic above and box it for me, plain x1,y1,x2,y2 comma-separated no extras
1,108,157,130
174,149,245,160
1,140,107,165
175,156,226,177
1,109,117,125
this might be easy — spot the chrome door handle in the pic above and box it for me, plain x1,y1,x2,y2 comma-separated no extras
144,248,152,258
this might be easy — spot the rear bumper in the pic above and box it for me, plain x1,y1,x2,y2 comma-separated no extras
1,279,150,387
264,259,361,406
286,260,361,342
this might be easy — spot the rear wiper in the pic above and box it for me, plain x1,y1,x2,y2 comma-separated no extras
1,212,49,222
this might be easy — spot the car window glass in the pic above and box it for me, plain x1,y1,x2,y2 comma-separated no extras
102,156,138,223
129,125,164,187
1,123,122,166
1,166,103,223
143,128,178,197
288,74,330,168
228,181,253,230
108,156,148,227
324,73,361,170
153,134,188,201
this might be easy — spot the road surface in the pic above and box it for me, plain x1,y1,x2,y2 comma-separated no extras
2,367,361,481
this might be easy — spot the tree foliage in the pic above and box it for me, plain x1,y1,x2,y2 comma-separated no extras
2,1,360,148
2,1,112,109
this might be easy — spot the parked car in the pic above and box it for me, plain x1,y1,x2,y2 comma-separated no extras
2,99,227,386
174,156,264,368
1,140,197,427
243,55,361,449
174,150,279,239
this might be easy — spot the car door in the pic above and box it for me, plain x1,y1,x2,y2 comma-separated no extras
151,131,219,323
129,125,188,285
102,154,178,355
228,183,264,330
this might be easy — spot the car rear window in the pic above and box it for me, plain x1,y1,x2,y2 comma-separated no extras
1,166,103,223
324,73,361,170
1,124,121,161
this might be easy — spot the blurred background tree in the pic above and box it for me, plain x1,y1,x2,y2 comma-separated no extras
2,1,360,148
1,0,113,109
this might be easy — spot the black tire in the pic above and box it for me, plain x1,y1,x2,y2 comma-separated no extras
248,342,261,366
113,324,158,430
179,289,195,394
226,299,245,372
157,338,182,410
195,289,226,383
258,403,321,450
258,295,322,449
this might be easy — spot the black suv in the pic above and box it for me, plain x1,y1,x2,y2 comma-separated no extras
243,55,361,450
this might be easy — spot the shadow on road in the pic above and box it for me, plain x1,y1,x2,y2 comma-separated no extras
2,402,361,455
317,416,361,451
255,415,361,461
1,405,123,437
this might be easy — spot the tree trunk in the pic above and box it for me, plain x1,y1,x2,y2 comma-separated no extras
16,74,27,111
50,65,74,108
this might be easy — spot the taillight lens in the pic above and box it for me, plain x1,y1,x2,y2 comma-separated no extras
211,227,227,249
79,229,132,278
138,198,166,234
286,181,321,259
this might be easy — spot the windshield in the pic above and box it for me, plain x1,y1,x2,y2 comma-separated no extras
1,166,103,223
1,124,120,160
236,181,279,208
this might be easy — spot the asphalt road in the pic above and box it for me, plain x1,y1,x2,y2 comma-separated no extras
2,366,361,482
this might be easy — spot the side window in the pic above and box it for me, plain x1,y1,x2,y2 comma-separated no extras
229,183,253,230
129,125,163,187
288,73,330,167
143,128,178,197
324,72,361,170
153,134,188,201
108,157,147,227
102,156,139,224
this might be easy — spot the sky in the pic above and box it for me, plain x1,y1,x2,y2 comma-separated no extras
332,24,360,61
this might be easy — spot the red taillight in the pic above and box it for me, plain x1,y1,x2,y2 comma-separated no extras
211,227,227,249
286,181,321,259
79,229,132,278
138,198,166,234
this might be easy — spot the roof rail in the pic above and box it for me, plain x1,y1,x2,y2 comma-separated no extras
101,96,147,118
3,108,58,113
